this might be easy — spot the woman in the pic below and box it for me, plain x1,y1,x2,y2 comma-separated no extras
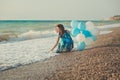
50,24,74,53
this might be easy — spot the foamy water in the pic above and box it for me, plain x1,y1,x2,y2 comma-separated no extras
0,21,120,71
97,23,120,29
0,36,58,71
98,23,120,35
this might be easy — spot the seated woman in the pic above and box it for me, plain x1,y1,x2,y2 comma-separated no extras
50,24,74,53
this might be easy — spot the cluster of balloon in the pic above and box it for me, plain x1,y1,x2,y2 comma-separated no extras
70,20,99,51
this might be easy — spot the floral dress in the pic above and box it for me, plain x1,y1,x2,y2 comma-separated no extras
56,30,74,53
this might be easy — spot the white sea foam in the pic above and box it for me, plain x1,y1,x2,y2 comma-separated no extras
100,31,113,35
98,23,120,35
97,23,120,29
0,30,56,42
0,36,58,71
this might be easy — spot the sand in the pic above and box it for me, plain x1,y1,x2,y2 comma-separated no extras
0,27,120,80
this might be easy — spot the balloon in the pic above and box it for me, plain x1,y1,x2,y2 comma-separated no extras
77,42,86,51
76,32,85,43
86,21,95,31
92,35,97,41
70,28,80,37
84,37,94,45
86,21,94,27
78,22,86,30
70,20,79,28
82,30,92,38
85,21,99,35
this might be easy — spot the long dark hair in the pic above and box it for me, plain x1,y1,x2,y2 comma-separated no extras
56,24,65,34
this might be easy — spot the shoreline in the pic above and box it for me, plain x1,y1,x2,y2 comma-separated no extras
0,27,120,80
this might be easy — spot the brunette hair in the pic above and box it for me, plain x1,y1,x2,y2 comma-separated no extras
56,24,65,34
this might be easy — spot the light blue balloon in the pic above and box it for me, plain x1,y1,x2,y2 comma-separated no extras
70,28,80,37
77,42,86,51
92,35,97,41
82,30,92,38
78,22,86,30
71,20,79,28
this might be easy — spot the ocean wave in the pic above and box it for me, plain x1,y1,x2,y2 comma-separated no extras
97,23,120,29
0,30,56,42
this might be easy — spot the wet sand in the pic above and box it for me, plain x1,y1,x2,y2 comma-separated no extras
0,27,120,80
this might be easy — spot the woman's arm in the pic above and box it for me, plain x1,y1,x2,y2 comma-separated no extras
50,36,60,51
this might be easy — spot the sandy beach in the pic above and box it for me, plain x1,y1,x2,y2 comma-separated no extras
0,27,120,80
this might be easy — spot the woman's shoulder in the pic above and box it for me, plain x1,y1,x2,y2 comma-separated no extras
65,30,70,34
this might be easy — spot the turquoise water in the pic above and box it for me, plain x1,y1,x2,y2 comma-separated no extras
0,20,69,33
0,20,120,33
0,20,120,42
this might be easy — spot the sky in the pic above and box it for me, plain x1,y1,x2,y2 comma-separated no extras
0,0,120,20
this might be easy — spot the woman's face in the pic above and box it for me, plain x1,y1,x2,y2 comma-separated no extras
55,26,60,33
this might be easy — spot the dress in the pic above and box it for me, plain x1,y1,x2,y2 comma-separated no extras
56,30,74,53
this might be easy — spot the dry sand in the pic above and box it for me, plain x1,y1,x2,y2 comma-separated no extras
0,27,120,80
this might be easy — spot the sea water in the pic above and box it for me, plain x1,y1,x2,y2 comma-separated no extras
0,20,120,71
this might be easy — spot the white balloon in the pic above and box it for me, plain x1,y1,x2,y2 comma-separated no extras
85,21,100,35
84,37,94,46
86,21,94,27
76,32,86,43
86,21,95,30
